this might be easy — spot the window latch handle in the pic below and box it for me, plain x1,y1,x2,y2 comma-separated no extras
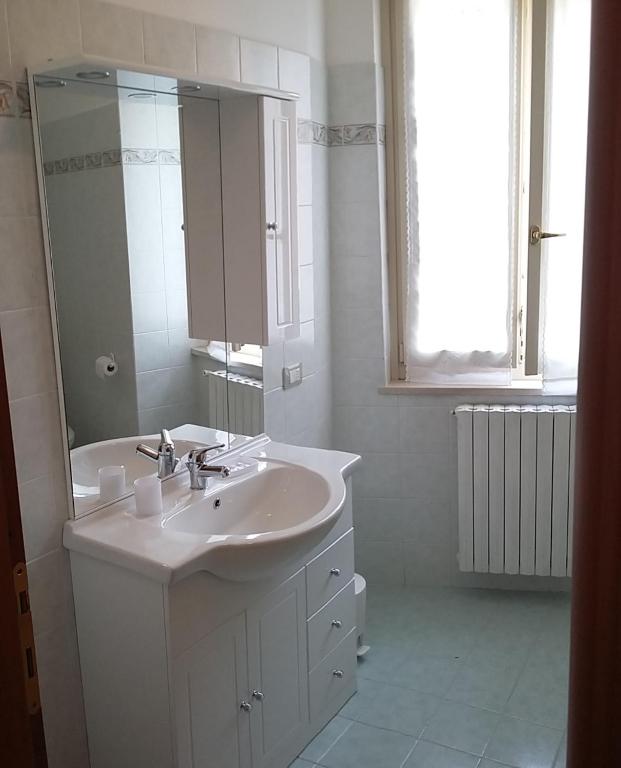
529,224,566,246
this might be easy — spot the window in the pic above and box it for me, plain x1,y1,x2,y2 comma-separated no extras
385,0,591,391
195,341,263,377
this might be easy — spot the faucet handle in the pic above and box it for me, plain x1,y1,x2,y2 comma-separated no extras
187,443,225,465
159,428,175,453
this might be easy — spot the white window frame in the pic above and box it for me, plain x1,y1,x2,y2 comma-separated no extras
383,0,555,389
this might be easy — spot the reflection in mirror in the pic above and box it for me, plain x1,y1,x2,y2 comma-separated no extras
33,72,264,515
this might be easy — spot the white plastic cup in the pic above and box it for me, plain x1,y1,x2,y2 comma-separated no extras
134,475,163,517
98,465,126,501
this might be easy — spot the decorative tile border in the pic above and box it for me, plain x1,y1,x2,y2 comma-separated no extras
0,81,31,118
298,118,385,147
43,147,181,176
0,81,386,152
3,80,385,151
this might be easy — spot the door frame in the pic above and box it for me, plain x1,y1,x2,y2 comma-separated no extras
0,333,47,766
567,1,621,764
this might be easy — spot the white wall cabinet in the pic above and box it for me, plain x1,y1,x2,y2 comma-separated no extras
220,95,299,346
183,93,299,346
70,482,356,768
179,96,227,343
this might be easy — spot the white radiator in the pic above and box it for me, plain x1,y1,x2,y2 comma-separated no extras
455,405,576,577
205,370,264,437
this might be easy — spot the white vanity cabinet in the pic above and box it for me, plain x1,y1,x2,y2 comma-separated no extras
174,569,308,768
173,613,251,768
69,484,356,768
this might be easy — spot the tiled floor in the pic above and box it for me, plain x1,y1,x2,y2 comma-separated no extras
292,586,570,768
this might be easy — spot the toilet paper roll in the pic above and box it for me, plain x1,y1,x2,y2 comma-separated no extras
95,354,118,379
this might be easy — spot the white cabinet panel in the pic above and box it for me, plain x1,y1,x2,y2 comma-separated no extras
306,530,355,616
247,568,308,768
261,96,300,342
219,95,299,346
307,579,356,671
309,629,357,722
179,96,226,342
173,613,251,768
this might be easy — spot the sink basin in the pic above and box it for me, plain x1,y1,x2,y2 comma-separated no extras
63,438,361,583
164,463,330,535
160,461,334,580
70,435,208,499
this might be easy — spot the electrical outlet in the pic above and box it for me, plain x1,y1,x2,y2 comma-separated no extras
282,362,303,389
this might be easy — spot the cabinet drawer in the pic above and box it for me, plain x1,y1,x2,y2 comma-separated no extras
307,580,355,671
309,629,357,722
306,529,354,617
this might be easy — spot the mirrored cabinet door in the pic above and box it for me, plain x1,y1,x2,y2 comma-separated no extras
34,74,236,514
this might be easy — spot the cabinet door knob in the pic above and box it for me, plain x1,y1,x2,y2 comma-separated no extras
329,567,341,576
240,701,252,712
332,669,344,678
266,221,278,231
331,619,343,629
251,690,264,701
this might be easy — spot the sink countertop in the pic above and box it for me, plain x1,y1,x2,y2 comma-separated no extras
63,438,360,584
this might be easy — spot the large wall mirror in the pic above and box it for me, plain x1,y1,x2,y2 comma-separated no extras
33,64,298,517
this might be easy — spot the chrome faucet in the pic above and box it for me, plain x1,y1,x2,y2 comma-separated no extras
186,445,230,490
136,428,179,479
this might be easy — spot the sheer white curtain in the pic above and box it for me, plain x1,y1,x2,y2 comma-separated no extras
541,0,591,393
402,0,517,385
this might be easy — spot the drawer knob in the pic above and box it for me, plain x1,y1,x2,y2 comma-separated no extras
331,619,343,629
329,567,341,576
332,669,344,678
240,701,252,712
251,690,264,701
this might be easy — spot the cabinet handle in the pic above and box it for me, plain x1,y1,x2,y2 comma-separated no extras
331,619,343,629
251,690,264,701
329,568,341,576
332,669,344,678
266,221,278,231
240,701,252,712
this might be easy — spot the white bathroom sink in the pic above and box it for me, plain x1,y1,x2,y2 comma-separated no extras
70,435,208,499
63,438,360,583
163,463,330,535
156,461,332,579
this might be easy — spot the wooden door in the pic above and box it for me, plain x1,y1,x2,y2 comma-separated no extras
0,336,47,767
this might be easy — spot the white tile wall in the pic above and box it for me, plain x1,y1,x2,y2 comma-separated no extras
326,54,574,593
80,0,144,63
143,13,197,73
39,101,142,450
196,26,241,82
6,0,82,81
278,47,311,118
0,6,331,767
260,54,332,451
240,37,279,88
119,95,198,433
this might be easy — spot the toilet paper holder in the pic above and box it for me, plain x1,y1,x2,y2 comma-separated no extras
95,353,119,379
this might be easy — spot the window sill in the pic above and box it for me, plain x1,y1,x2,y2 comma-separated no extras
191,345,262,379
379,379,552,396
